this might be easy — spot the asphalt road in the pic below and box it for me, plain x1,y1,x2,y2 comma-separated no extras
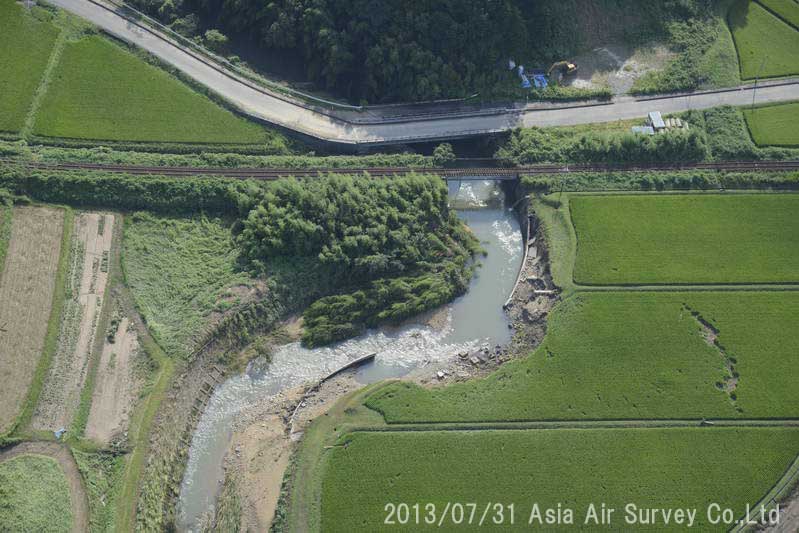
49,0,799,147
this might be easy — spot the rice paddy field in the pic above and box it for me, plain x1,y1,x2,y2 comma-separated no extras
307,191,799,532
0,1,59,134
569,194,799,285
758,0,799,27
366,291,799,423
729,0,799,79
33,36,281,146
122,212,253,359
744,101,799,146
321,427,799,532
0,454,73,532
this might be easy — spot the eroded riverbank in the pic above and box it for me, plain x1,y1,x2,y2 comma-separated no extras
177,180,539,531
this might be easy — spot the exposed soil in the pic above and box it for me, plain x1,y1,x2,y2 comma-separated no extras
408,211,557,387
219,375,361,531
34,213,115,432
211,207,556,530
0,206,65,434
763,486,799,532
686,306,739,396
565,43,675,95
0,441,89,533
85,316,143,445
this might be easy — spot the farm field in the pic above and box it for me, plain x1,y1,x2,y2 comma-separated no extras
569,194,799,285
0,453,73,531
32,35,287,148
365,291,799,423
321,427,799,532
33,213,115,432
758,0,799,27
0,207,65,434
744,101,799,146
729,0,799,79
85,316,143,445
0,0,59,134
122,212,255,359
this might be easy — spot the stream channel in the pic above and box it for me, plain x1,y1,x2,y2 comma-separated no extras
177,179,524,530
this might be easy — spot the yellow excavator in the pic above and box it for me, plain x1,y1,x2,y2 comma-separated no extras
547,61,578,83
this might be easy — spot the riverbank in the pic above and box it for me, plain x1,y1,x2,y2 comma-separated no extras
206,195,556,531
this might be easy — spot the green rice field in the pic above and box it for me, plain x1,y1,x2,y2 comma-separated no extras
322,428,799,532
366,291,799,423
757,0,799,28
744,102,799,146
33,36,282,147
0,454,73,532
729,0,799,79
569,194,799,285
0,1,59,134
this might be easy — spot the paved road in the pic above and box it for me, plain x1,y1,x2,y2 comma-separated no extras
50,0,799,147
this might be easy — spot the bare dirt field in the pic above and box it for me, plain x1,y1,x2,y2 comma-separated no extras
0,206,65,434
223,375,361,531
85,315,142,444
764,486,799,532
34,213,115,432
0,441,89,533
565,43,674,95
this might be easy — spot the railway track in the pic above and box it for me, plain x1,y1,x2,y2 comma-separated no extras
2,158,799,180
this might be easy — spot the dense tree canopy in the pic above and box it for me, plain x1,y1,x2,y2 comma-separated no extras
195,0,527,102
129,0,712,103
237,174,480,345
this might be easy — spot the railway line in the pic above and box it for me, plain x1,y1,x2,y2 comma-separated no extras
3,158,799,180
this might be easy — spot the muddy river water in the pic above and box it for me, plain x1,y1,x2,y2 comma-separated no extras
177,180,524,530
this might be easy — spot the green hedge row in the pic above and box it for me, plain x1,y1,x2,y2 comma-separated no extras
0,165,254,213
521,170,799,193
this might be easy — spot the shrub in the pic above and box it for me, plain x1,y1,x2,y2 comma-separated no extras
432,143,456,167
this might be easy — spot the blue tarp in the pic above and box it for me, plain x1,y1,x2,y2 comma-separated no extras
533,75,548,88
520,74,531,89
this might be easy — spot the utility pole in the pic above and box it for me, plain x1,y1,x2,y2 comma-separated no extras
752,56,767,109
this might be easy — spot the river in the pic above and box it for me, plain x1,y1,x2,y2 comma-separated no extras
177,179,523,530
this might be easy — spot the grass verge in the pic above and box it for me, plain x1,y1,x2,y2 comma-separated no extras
0,204,11,279
72,448,125,533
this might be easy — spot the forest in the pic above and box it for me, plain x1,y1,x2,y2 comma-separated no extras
126,0,713,102
237,174,480,345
